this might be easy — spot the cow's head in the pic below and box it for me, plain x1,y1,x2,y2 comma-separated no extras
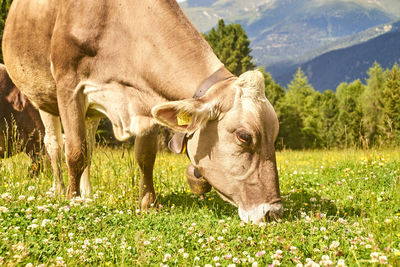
152,70,282,223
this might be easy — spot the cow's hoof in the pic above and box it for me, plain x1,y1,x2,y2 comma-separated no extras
186,164,212,195
140,191,156,210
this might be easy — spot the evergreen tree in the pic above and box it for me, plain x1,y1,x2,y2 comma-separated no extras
204,19,255,76
319,90,339,147
279,68,321,148
0,0,13,63
381,63,400,144
361,62,385,147
334,80,365,147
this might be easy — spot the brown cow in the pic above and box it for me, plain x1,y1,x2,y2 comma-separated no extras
0,64,44,169
3,0,282,223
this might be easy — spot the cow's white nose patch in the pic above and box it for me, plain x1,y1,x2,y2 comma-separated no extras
238,203,283,224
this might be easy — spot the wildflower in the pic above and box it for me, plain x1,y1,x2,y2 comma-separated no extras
329,241,340,250
67,248,74,257
163,253,171,262
19,195,26,201
370,252,379,262
183,253,189,258
98,252,104,259
222,228,228,234
224,253,233,260
1,193,12,201
0,206,9,213
198,238,204,243
27,224,38,229
256,250,265,257
25,263,34,267
272,260,281,266
194,257,200,261
272,249,283,260
319,255,333,266
252,262,258,267
143,240,150,246
214,256,220,262
290,246,297,254
27,196,35,201
56,257,65,266
218,236,224,241
28,186,35,191
378,255,387,264
336,259,346,267
228,264,236,267
178,248,184,253
233,257,240,263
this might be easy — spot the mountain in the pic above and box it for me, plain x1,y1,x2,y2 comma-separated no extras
180,0,400,66
179,0,400,90
275,21,400,91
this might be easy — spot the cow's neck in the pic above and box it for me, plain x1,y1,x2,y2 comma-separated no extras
91,0,225,101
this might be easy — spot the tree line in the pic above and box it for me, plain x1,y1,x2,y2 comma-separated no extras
206,19,400,149
1,3,399,149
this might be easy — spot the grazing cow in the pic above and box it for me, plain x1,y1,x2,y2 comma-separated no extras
3,0,282,223
0,64,44,169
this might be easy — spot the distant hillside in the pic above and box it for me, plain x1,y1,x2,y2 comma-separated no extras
274,21,400,91
180,0,399,67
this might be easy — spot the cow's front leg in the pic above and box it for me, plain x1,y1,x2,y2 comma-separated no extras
56,82,87,199
39,110,65,194
135,127,158,209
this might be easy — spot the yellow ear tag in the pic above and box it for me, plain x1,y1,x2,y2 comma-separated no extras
177,110,192,126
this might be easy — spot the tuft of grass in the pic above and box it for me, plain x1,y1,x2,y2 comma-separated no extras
0,147,399,266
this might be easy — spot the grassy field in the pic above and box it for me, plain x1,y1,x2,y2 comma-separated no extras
0,147,399,266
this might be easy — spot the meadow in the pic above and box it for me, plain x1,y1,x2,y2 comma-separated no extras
0,147,399,266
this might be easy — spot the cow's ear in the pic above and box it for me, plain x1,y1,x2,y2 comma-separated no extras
151,99,215,133
6,86,27,112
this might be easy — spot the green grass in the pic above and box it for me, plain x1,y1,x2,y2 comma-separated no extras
0,147,399,266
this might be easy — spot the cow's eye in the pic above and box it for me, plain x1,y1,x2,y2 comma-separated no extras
236,131,252,145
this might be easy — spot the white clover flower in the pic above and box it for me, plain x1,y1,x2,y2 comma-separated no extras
18,195,26,201
272,259,281,266
163,253,171,262
329,241,340,250
336,259,346,267
370,252,379,262
0,206,9,213
378,255,387,264
183,253,189,258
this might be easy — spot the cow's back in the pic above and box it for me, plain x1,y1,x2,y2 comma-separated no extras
2,0,59,115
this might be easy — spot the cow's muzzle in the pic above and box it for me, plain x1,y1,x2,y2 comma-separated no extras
238,201,283,224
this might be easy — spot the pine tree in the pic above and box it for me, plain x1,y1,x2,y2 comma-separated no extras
361,62,385,147
381,63,400,144
334,80,365,147
319,90,339,147
204,19,255,76
279,68,321,148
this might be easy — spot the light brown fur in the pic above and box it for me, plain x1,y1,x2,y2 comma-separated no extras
3,0,282,223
